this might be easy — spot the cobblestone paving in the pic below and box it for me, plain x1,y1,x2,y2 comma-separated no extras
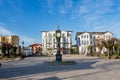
0,55,120,80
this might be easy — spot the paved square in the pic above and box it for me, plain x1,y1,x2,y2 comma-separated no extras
0,55,120,80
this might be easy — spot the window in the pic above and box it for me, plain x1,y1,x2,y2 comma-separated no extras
67,33,71,37
68,44,70,48
47,44,50,48
62,34,65,37
66,45,68,48
70,38,72,43
47,38,49,43
90,35,92,39
53,34,55,37
82,40,84,45
84,40,86,45
98,36,99,38
67,38,68,43
63,38,66,43
93,36,95,39
84,35,86,38
49,44,50,48
87,35,88,38
90,41,92,44
48,33,51,37
81,35,83,38
54,38,55,42
65,38,67,43
46,38,47,43
47,44,48,48
49,39,50,43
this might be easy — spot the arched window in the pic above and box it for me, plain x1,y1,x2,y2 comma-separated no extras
87,35,88,38
84,35,86,38
81,35,83,38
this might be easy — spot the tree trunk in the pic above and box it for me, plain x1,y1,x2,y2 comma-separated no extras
108,49,110,59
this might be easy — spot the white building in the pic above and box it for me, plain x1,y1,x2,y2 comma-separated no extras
42,30,72,55
76,31,113,55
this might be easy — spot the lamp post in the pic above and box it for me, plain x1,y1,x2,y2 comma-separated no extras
21,41,24,59
55,28,62,62
22,41,24,51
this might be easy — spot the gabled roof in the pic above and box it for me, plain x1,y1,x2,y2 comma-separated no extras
29,44,42,47
75,31,112,40
76,31,112,36
91,32,106,35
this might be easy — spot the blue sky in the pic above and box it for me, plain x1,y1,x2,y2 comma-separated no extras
0,0,120,46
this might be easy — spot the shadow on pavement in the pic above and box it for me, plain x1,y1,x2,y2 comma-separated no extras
0,61,98,79
61,66,120,80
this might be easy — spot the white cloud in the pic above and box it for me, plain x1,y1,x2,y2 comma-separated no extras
70,0,120,38
58,0,73,14
79,6,88,14
39,0,73,15
0,26,14,35
0,0,4,7
72,0,114,18
20,36,35,46
0,0,23,13
45,0,57,14
47,0,57,7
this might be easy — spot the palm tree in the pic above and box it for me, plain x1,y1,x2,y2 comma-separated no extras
106,39,114,59
104,38,119,59
94,38,120,59
94,39,105,57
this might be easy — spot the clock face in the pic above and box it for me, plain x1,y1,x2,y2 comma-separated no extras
57,33,61,37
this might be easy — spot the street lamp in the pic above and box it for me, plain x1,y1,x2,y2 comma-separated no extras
22,41,24,53
21,41,24,59
56,28,62,62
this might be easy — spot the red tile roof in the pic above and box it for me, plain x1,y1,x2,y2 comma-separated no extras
29,44,42,47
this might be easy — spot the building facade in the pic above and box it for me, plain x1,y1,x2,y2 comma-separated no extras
76,31,113,55
29,43,42,55
0,35,19,54
42,30,72,55
0,35,19,46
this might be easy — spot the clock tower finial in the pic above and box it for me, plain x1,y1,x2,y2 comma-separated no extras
58,25,59,30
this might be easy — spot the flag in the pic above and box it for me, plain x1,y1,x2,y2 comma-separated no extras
77,37,81,46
